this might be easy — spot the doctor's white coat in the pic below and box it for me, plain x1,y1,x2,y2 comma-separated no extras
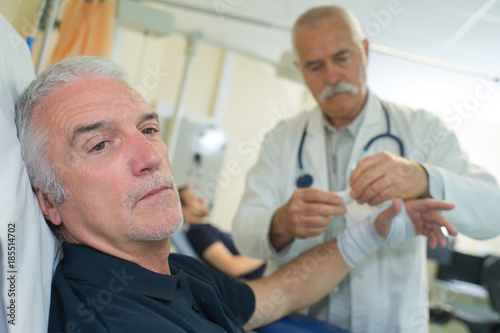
233,93,500,333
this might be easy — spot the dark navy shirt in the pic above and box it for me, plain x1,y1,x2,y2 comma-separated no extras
186,224,265,279
48,243,255,333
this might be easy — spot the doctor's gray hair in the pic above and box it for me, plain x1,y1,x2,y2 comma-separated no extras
292,5,366,55
15,56,129,204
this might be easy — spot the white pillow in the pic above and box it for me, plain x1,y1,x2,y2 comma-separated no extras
0,14,61,333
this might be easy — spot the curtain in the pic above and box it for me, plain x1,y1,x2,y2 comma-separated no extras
49,0,117,65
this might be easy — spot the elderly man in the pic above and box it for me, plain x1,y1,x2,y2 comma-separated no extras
14,56,456,332
233,5,500,333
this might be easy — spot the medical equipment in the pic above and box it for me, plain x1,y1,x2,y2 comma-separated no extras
296,102,405,188
171,115,228,208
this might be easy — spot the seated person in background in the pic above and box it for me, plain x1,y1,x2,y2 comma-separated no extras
179,186,266,279
15,56,457,332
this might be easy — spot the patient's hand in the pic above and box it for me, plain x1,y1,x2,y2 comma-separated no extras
404,199,457,249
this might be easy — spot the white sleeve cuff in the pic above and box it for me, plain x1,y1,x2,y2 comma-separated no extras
420,163,445,200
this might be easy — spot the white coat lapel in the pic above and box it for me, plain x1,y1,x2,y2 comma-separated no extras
346,93,386,181
303,108,329,191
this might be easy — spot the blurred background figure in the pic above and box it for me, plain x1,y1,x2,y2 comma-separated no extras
179,186,265,279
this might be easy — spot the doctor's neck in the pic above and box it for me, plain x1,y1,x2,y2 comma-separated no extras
322,94,368,130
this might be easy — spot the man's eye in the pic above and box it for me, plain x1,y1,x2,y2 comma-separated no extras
92,142,107,152
335,52,353,66
309,65,322,73
142,128,159,135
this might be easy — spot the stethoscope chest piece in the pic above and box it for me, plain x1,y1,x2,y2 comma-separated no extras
296,174,313,188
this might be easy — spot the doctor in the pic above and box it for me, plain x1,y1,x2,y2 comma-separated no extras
232,5,500,333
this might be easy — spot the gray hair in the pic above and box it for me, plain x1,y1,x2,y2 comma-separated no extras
292,5,366,54
15,56,129,204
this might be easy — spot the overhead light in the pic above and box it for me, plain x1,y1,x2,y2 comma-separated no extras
197,129,227,154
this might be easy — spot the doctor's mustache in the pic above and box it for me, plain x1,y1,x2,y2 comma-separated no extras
318,81,359,103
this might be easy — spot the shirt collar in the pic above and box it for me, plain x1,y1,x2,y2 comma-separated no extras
322,91,371,137
60,243,182,301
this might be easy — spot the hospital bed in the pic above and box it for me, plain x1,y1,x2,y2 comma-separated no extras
0,13,61,333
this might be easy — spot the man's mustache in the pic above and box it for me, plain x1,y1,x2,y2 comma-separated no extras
127,173,176,211
317,81,359,103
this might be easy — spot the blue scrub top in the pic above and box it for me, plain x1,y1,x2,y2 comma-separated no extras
187,223,266,279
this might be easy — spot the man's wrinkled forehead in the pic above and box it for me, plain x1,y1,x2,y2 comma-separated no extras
33,77,152,147
39,77,141,120
62,79,143,113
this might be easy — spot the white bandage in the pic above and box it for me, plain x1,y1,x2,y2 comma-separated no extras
336,188,379,226
337,189,354,205
337,199,415,267
383,202,415,247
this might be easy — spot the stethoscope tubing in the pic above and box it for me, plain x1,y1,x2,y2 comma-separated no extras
296,101,404,188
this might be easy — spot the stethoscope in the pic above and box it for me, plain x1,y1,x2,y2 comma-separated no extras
296,102,405,188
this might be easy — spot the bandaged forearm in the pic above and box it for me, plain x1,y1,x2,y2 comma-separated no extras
337,201,414,267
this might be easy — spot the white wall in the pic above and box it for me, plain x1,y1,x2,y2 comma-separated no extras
209,55,304,231
0,0,41,38
454,117,500,256
116,29,225,115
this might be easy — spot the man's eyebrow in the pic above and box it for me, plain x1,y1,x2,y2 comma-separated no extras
139,112,159,124
305,59,323,69
71,121,111,146
304,48,353,69
70,113,158,146
333,48,351,57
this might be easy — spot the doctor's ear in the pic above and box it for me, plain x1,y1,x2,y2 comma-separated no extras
362,38,369,63
35,189,63,226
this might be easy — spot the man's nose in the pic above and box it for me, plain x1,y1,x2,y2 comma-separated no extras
325,62,341,85
129,134,163,176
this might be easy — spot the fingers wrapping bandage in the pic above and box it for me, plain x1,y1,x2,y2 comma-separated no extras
337,189,355,205
337,200,415,267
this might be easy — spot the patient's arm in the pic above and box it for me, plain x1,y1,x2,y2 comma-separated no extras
202,242,264,278
243,198,456,330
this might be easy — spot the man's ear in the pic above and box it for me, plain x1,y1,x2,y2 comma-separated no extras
35,189,63,226
362,38,369,64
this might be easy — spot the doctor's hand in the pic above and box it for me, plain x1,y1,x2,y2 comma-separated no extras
404,198,457,249
269,188,346,252
349,151,430,206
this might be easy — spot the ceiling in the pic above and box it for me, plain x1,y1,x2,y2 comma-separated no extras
140,0,500,74
136,0,500,117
